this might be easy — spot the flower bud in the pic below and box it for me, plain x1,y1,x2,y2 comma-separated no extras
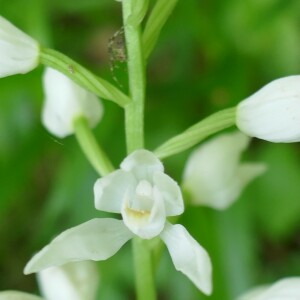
42,67,103,138
0,16,39,77
237,277,300,300
37,261,100,300
182,132,266,210
236,76,300,142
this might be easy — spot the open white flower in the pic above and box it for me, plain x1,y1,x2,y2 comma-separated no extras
236,76,300,143
237,277,300,300
183,132,266,209
24,150,212,295
0,261,99,300
0,16,39,78
42,68,103,138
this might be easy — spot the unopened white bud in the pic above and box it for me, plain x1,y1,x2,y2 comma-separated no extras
237,277,300,300
0,16,39,77
237,76,300,143
183,132,266,210
42,67,103,138
37,261,100,300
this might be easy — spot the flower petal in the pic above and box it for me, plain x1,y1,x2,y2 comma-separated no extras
42,68,103,138
237,277,300,300
153,172,184,216
236,76,300,142
121,187,166,239
0,16,39,77
37,261,100,300
94,170,136,213
120,149,164,180
0,291,43,300
160,223,212,295
24,218,133,274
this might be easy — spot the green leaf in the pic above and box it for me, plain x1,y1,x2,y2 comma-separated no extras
154,107,236,159
143,0,179,59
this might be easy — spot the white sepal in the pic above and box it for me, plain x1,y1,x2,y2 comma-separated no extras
42,68,103,138
120,149,164,180
237,277,300,300
183,132,266,209
0,16,39,77
37,261,99,300
24,218,133,274
0,291,43,300
237,76,300,142
160,222,212,296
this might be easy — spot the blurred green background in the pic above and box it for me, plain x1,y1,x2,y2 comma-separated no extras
1,0,300,299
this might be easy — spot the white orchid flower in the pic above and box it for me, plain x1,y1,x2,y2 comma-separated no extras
24,150,212,295
237,277,300,300
0,261,99,300
182,132,266,210
236,76,300,143
42,67,103,138
0,16,39,78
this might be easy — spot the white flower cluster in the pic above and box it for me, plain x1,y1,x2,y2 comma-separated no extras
1,13,300,300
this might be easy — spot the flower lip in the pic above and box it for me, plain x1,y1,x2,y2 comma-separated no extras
121,184,166,239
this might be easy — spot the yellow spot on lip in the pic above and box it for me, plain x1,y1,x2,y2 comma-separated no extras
125,207,150,218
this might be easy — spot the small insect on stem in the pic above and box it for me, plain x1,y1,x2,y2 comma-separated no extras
108,27,127,86
68,64,75,74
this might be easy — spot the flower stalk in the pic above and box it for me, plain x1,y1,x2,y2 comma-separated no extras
73,116,114,176
154,107,237,159
39,47,131,107
132,238,156,300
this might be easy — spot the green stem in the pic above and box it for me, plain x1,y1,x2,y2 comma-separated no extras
122,0,146,153
132,238,156,300
122,1,155,299
39,48,131,107
73,116,114,176
154,107,237,159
